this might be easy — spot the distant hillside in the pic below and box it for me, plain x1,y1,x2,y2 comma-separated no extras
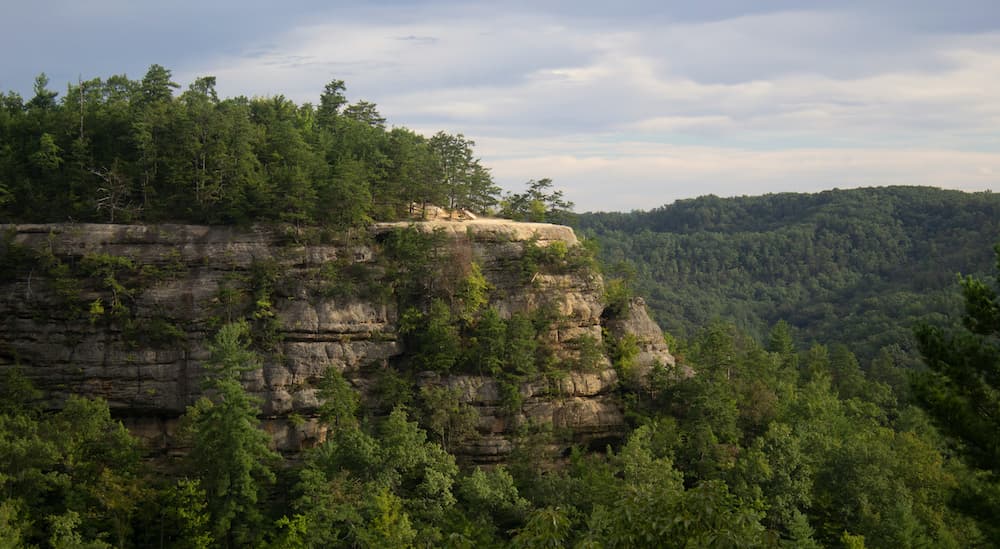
578,186,1000,362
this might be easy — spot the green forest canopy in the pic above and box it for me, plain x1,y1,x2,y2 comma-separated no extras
579,186,1000,363
0,66,510,227
4,67,1000,547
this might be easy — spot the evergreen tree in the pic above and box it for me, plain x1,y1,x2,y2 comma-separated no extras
914,243,1000,542
182,322,278,548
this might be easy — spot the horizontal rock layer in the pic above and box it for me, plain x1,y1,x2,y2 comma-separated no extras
0,220,675,462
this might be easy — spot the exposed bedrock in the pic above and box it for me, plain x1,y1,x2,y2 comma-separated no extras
0,220,678,462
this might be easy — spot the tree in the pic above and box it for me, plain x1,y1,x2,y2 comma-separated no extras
828,344,866,400
155,478,214,549
913,243,1000,542
27,73,58,110
317,79,347,129
914,245,1000,472
729,423,813,537
47,511,112,549
181,322,278,548
382,128,443,217
456,466,529,529
343,100,385,129
419,385,479,452
0,390,144,548
0,500,30,549
583,426,767,548
317,367,359,432
766,320,798,374
454,262,490,326
30,133,63,172
354,489,417,549
316,156,373,228
500,178,575,225
295,405,458,541
400,299,462,373
91,161,139,222
467,307,506,375
49,396,145,547
511,506,571,549
138,64,179,105
505,313,538,376
428,132,499,213
249,95,322,225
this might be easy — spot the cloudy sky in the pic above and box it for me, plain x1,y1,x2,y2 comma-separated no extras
3,0,999,211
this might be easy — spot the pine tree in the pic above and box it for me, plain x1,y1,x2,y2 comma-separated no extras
914,243,1000,542
182,322,278,547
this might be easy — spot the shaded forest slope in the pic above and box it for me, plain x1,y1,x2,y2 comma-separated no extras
578,186,1000,361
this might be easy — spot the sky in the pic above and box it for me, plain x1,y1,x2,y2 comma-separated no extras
3,0,999,212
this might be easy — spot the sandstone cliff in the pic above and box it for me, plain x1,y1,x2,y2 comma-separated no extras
0,220,677,462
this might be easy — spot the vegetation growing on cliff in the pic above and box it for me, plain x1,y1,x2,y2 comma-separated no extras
2,242,997,546
4,68,1000,547
3,299,991,546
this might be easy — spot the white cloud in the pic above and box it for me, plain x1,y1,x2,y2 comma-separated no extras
172,5,1000,211
485,144,1000,211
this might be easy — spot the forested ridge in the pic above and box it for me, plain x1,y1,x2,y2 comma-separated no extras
579,186,1000,362
0,66,571,228
2,68,1000,547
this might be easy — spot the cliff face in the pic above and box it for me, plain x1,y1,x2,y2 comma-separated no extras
0,221,676,462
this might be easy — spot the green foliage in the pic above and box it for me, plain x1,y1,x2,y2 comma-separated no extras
5,70,998,548
159,478,214,549
138,315,187,347
48,510,112,549
455,262,490,325
511,506,571,549
566,334,604,372
380,226,449,308
428,132,499,213
840,531,867,549
500,178,576,225
730,423,812,533
311,257,379,301
466,307,507,376
400,299,462,373
419,385,479,452
602,277,632,319
521,235,598,282
0,386,144,548
913,242,1000,543
354,488,417,549
0,367,42,415
247,259,285,351
0,67,501,226
317,367,360,431
914,252,1000,472
0,499,29,549
498,379,525,416
293,406,459,546
369,367,415,415
181,322,278,548
579,187,1000,362
606,331,640,380
0,301,982,547
615,317,982,547
3,241,191,348
457,467,529,528
505,313,539,377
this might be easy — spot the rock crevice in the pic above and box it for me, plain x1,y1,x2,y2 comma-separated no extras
0,221,678,462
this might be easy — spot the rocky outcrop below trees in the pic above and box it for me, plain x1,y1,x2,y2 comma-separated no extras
0,220,678,463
